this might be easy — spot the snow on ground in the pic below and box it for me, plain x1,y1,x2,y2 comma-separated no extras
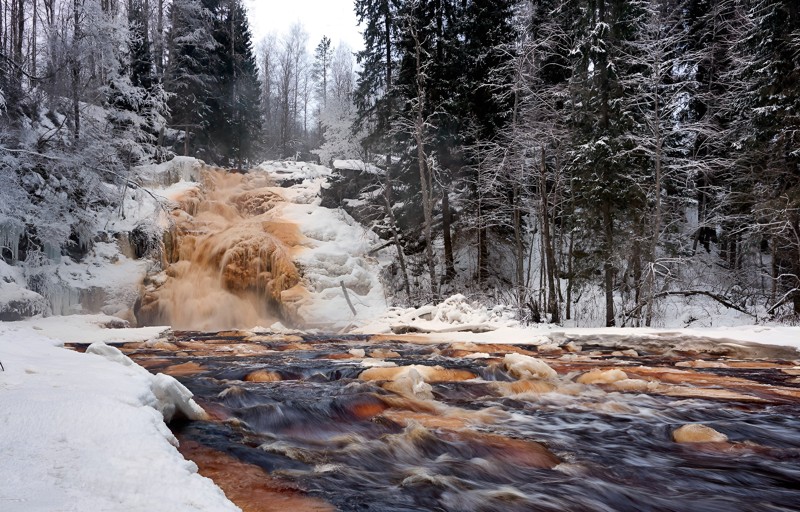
0,324,238,512
136,156,205,187
255,160,332,184
1,313,168,344
332,159,385,175
354,294,800,351
256,161,390,331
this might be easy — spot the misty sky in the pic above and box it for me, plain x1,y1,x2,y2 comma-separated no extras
244,0,364,53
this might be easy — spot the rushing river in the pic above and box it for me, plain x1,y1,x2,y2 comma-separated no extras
116,332,800,512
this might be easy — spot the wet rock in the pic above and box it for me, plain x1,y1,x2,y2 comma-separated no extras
383,368,434,400
676,360,729,368
537,343,562,355
369,348,401,359
163,361,206,377
577,368,628,385
673,424,728,444
611,378,654,392
503,353,558,381
244,370,282,383
565,342,582,353
491,379,556,396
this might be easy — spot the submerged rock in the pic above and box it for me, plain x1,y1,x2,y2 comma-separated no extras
673,424,728,443
577,368,629,385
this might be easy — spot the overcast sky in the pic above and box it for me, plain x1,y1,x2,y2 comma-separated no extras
244,0,364,54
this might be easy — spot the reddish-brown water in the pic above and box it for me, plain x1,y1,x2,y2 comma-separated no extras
120,332,800,512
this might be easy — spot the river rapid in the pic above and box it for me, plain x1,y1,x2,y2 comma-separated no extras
115,331,800,512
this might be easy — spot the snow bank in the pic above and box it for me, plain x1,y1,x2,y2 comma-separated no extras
355,294,800,352
0,325,237,512
0,314,167,344
255,160,331,184
135,156,205,187
356,294,518,334
332,159,385,175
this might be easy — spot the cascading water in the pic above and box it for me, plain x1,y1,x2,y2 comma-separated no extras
136,169,303,331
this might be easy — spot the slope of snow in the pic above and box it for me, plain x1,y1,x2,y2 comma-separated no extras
2,313,168,344
0,325,238,512
256,161,390,331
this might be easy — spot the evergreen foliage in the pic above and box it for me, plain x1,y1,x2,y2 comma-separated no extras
353,0,800,321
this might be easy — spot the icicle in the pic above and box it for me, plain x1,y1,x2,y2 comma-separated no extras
43,242,62,264
0,217,24,263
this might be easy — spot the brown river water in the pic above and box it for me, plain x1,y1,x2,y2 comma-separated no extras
106,331,800,512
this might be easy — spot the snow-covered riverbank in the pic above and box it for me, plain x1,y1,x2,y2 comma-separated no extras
0,317,239,512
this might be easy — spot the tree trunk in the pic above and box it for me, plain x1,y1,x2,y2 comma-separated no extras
442,179,455,280
602,200,615,327
72,0,81,140
31,0,36,79
512,184,525,315
411,24,436,297
540,148,559,324
565,227,575,321
383,187,411,295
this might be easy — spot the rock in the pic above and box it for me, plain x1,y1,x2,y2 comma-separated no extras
577,369,629,385
383,368,434,400
537,343,562,355
244,370,282,382
565,342,582,353
492,379,556,396
348,348,366,358
360,365,476,383
503,353,558,381
673,424,728,444
676,360,729,369
369,348,401,359
0,283,48,321
612,378,653,392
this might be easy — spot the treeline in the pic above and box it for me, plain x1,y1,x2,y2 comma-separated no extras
353,0,800,324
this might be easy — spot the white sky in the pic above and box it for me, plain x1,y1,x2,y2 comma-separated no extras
244,0,364,54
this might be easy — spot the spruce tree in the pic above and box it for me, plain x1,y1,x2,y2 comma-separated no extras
165,0,217,157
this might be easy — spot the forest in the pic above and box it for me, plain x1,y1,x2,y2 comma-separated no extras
0,0,798,327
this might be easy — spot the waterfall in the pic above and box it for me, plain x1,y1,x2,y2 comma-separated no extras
137,168,302,330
